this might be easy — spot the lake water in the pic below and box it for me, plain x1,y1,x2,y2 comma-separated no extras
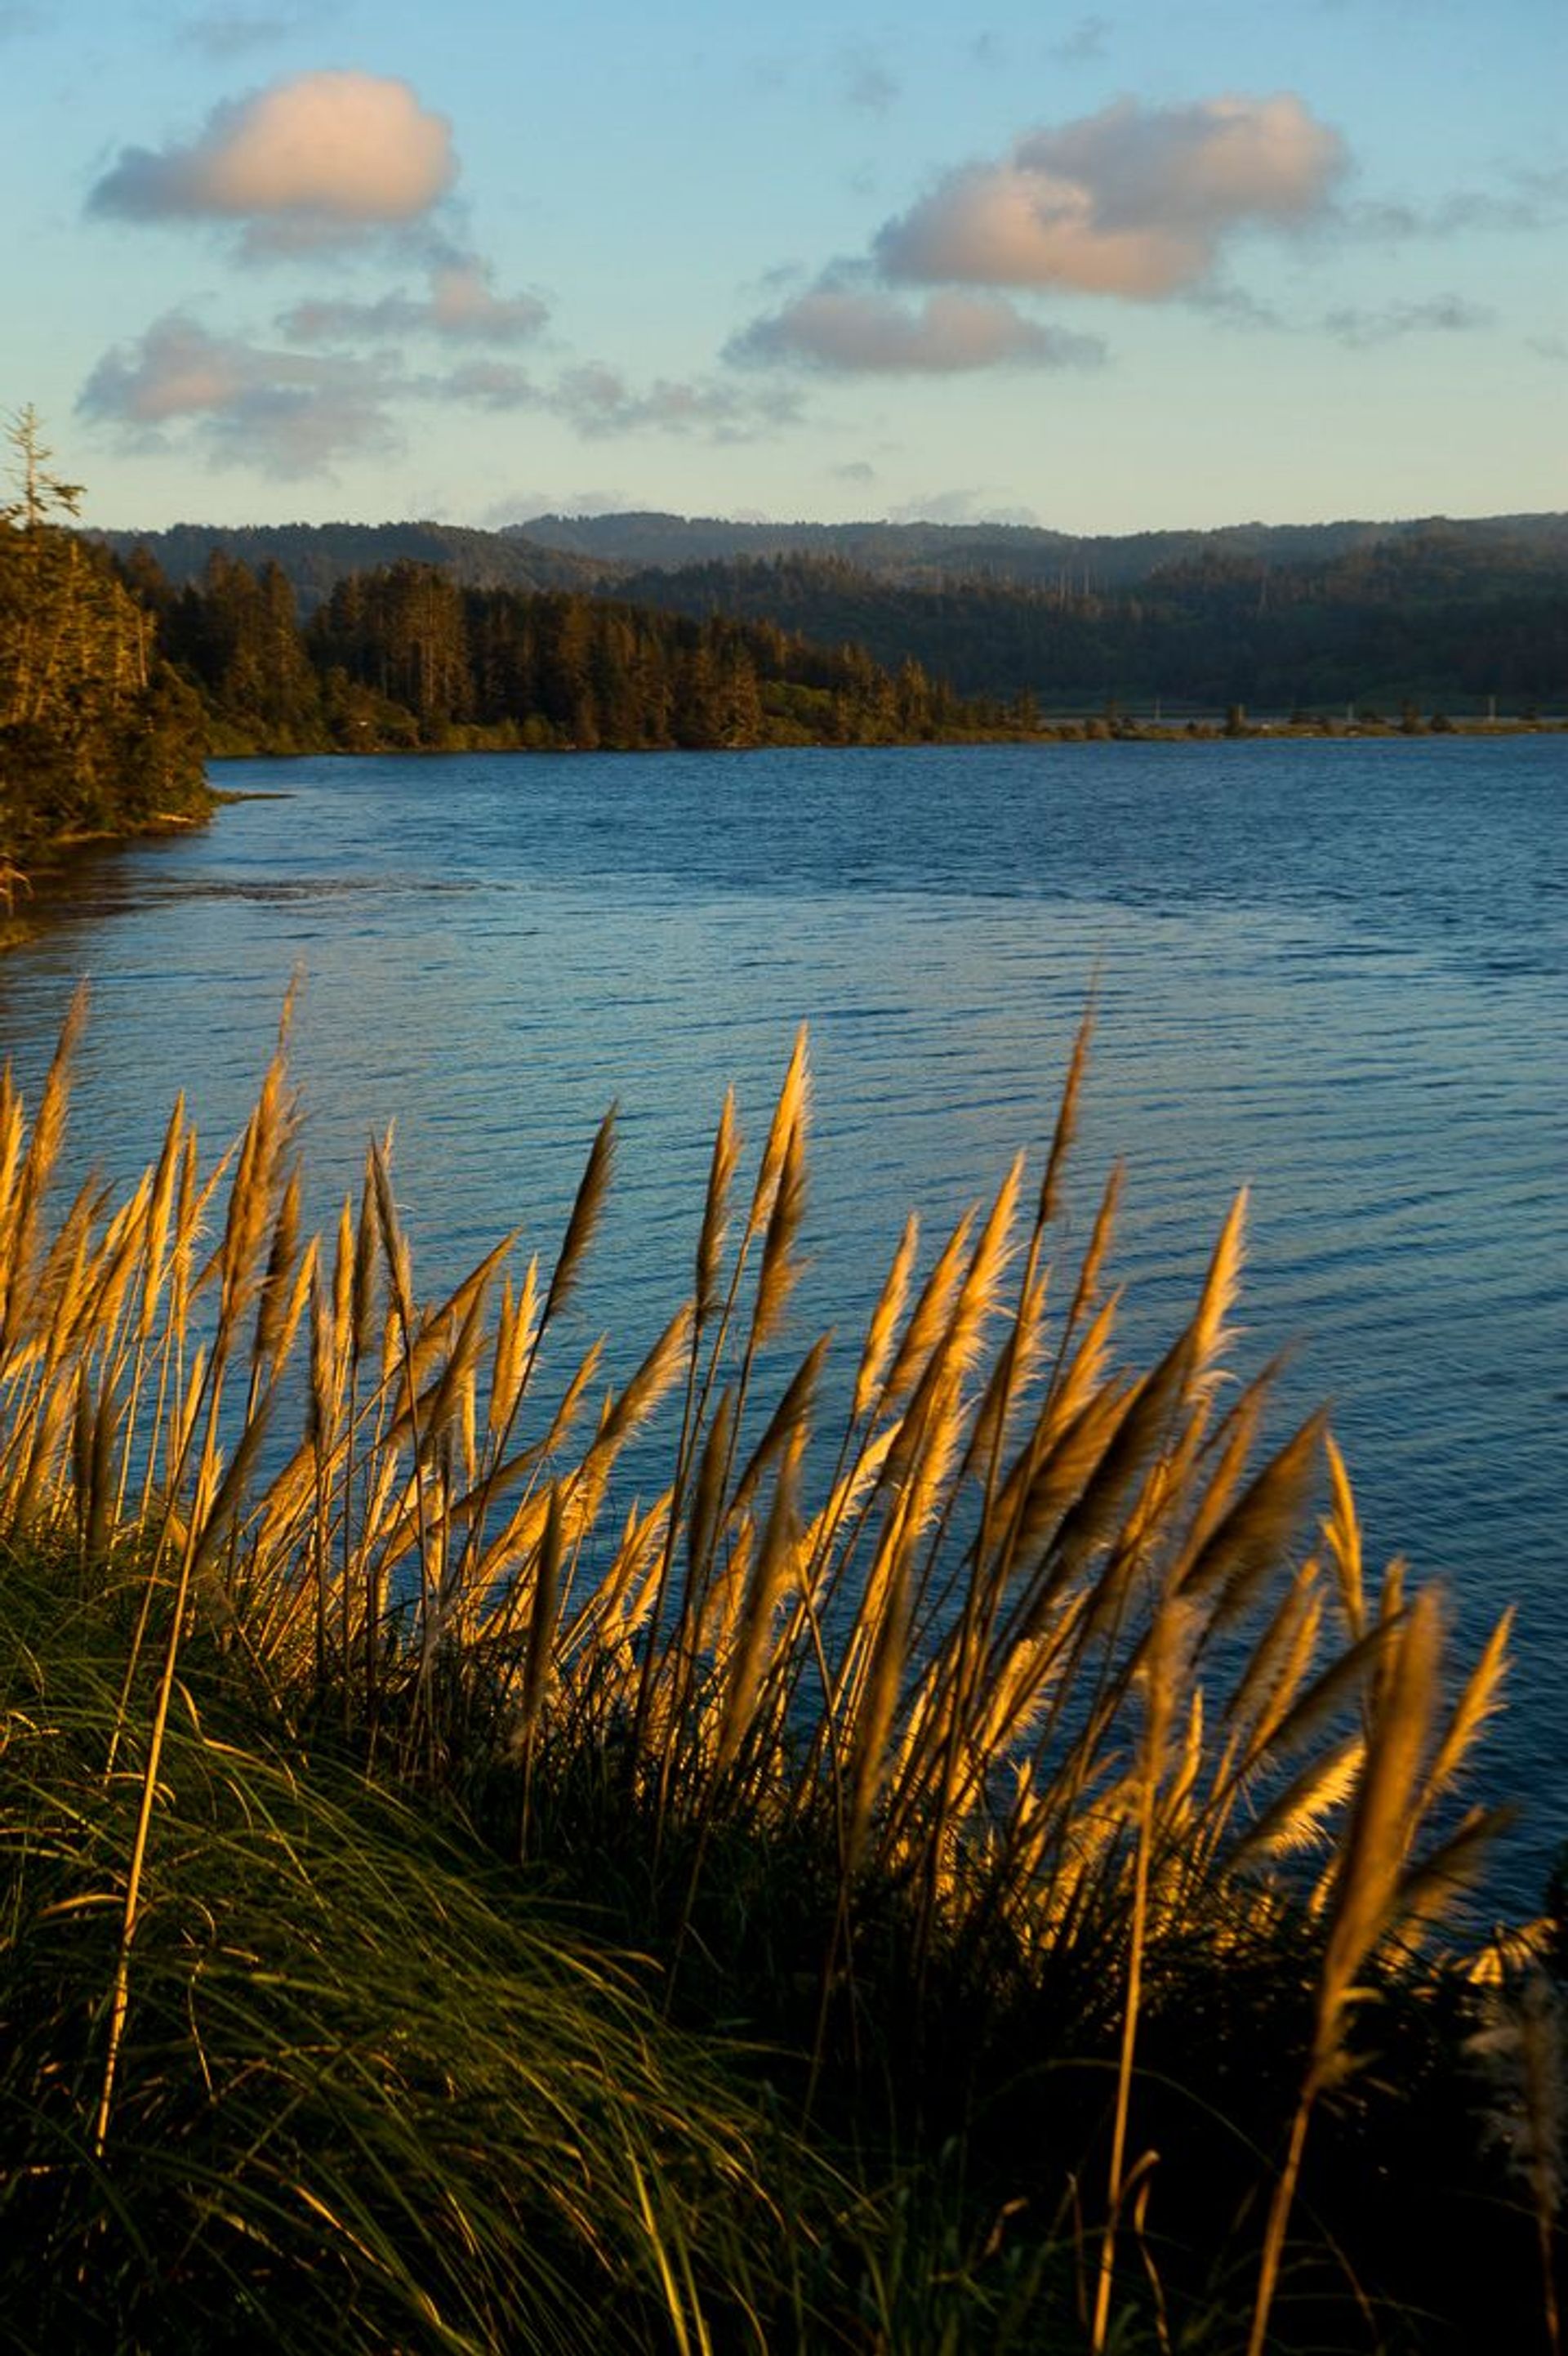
2,737,1564,1911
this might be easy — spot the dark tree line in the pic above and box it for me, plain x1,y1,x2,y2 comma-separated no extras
0,413,208,863
615,531,1568,713
140,552,993,754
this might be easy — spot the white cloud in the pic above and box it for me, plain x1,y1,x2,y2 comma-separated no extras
87,69,455,250
876,94,1346,297
731,286,1106,373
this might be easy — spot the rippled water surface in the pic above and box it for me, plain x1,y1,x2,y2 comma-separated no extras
4,738,1564,1904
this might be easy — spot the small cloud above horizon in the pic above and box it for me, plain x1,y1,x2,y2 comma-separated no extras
282,257,549,347
78,311,404,475
548,364,802,441
728,91,1347,385
1316,165,1568,250
889,486,1043,526
79,301,803,480
479,488,635,527
87,69,455,252
875,94,1347,298
1324,293,1495,346
731,284,1107,373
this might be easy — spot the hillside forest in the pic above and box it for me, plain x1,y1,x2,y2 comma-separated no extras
105,506,1568,718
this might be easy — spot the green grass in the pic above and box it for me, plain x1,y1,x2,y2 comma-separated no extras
1,1542,813,2353
0,1000,1561,2351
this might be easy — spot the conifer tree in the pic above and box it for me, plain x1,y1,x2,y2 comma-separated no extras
0,408,209,858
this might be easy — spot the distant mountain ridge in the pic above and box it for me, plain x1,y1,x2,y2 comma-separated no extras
92,507,1568,712
91,520,613,613
97,508,1568,607
608,529,1567,710
507,507,1568,591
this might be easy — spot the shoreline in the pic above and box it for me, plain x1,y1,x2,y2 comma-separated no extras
0,792,219,950
202,714,1568,761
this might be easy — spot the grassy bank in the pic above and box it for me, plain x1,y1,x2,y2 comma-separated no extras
2,1002,1561,2350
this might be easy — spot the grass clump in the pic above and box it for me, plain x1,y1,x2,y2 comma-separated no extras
1,1540,803,2354
0,992,1560,2351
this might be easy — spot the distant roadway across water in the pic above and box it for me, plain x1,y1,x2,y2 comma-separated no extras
2,735,1563,1912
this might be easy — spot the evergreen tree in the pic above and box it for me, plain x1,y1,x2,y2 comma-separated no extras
0,409,209,859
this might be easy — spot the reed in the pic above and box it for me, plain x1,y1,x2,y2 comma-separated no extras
0,1005,1542,2351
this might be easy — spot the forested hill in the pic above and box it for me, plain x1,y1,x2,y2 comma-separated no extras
510,506,1568,591
98,509,1568,713
102,507,1568,604
614,528,1568,712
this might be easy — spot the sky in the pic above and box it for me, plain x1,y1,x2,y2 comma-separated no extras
2,0,1564,535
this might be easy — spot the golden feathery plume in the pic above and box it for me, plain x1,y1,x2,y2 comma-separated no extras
743,1024,809,1246
541,1105,617,1326
696,1087,741,1325
852,1212,920,1426
1038,997,1094,1229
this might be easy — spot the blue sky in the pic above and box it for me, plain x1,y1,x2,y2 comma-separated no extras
2,0,1564,532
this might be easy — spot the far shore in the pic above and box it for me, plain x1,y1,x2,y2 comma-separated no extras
203,712,1568,759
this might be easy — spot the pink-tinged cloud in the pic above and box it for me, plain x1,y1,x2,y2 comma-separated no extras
428,261,545,339
876,94,1346,297
79,309,798,475
87,70,455,246
732,287,1105,373
78,311,403,474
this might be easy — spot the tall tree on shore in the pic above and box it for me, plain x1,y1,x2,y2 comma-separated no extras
0,409,209,857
